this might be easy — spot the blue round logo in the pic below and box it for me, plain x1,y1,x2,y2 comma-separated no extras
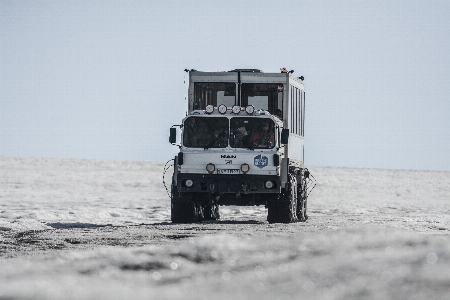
254,154,268,169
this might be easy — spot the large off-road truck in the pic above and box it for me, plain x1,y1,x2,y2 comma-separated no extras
168,68,313,223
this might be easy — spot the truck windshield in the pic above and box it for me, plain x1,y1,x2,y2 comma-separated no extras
230,117,275,149
183,117,229,148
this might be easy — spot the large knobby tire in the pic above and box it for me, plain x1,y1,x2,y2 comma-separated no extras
267,174,298,223
204,203,220,221
297,176,309,222
171,186,203,223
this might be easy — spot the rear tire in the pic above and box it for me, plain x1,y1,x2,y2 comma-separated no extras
297,174,309,222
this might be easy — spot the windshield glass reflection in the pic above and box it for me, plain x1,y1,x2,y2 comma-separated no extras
183,117,229,148
230,118,275,149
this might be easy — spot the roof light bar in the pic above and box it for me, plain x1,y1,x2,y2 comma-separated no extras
245,105,255,115
232,105,241,114
218,104,227,114
205,105,214,114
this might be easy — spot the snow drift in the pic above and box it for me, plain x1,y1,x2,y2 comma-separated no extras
1,157,449,299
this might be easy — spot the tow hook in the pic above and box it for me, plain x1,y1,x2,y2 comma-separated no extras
242,183,249,194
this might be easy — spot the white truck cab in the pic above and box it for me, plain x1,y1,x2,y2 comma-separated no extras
169,69,313,223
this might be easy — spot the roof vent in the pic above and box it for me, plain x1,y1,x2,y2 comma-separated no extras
228,69,263,73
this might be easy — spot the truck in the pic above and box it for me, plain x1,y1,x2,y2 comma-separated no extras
167,68,314,223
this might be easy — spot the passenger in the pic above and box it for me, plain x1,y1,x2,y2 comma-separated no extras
185,117,197,133
233,125,249,147
250,120,274,148
184,117,200,146
274,109,283,120
184,117,211,147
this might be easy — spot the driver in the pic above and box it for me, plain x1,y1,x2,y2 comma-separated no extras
250,120,274,148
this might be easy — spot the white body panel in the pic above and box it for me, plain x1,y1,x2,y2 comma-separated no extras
180,150,279,176
287,134,304,165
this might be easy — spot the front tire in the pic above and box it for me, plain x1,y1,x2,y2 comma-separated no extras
204,203,220,221
171,186,203,223
267,174,298,223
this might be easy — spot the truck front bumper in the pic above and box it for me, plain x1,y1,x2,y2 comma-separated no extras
177,173,281,194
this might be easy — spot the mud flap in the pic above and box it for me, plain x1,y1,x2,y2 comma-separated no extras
280,158,289,189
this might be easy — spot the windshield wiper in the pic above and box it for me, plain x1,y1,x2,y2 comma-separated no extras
204,131,226,150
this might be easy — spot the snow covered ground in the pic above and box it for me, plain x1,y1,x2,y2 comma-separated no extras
1,157,449,299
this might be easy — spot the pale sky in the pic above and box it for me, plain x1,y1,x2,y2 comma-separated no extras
1,0,449,171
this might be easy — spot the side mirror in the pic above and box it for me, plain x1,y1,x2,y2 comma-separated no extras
169,128,177,144
281,129,289,144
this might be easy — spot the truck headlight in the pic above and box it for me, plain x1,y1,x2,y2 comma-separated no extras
265,181,274,189
240,163,250,174
185,179,194,187
206,163,215,173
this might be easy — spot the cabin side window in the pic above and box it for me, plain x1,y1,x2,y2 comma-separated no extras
290,85,295,134
193,83,236,110
289,85,304,136
302,91,305,136
241,83,284,116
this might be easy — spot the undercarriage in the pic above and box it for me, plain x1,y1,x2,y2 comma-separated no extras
169,168,314,223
